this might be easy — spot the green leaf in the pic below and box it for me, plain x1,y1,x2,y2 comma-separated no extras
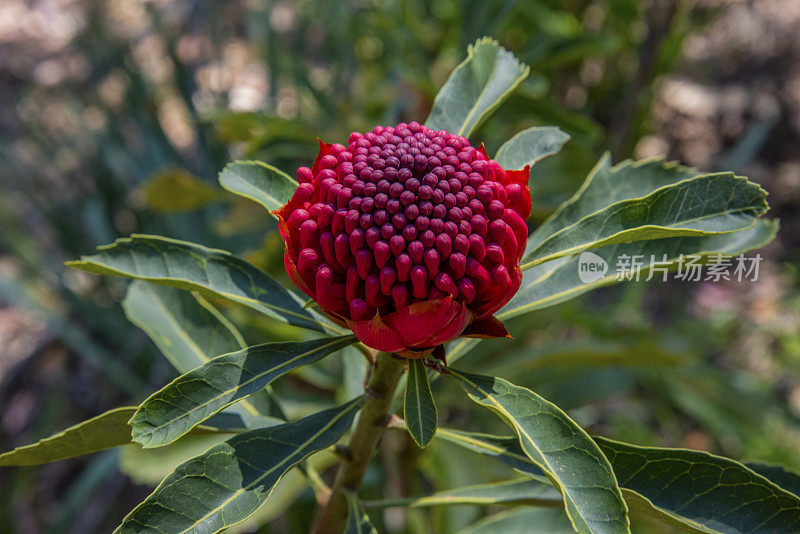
494,127,570,170
120,438,338,533
425,37,529,137
342,346,370,401
0,404,268,468
434,427,550,481
119,434,232,486
500,220,778,321
526,156,770,268
745,463,800,498
141,168,220,213
522,171,769,269
0,407,137,466
437,429,800,534
449,369,629,534
345,493,379,534
457,508,575,534
123,281,279,431
530,156,698,250
364,479,561,509
130,335,357,448
200,410,284,435
404,359,438,448
123,280,246,373
115,399,362,534
597,437,800,534
218,160,298,213
67,234,323,332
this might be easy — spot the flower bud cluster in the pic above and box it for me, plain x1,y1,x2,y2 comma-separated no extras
275,122,531,354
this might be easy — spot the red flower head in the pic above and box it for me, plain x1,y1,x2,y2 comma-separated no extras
274,122,531,359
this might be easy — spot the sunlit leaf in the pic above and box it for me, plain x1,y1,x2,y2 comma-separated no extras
123,281,279,430
0,407,137,466
426,37,529,137
0,407,226,467
218,160,298,213
501,220,777,322
364,478,561,508
529,156,699,250
67,234,323,332
404,359,438,448
115,399,362,534
435,427,547,478
494,127,570,170
123,281,246,373
457,507,575,534
119,434,232,486
449,369,630,534
341,346,369,401
130,335,357,447
522,171,768,269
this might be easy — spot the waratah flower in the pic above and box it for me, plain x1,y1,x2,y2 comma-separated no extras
274,122,531,359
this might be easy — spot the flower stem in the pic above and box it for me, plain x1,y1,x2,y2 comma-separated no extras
312,352,406,534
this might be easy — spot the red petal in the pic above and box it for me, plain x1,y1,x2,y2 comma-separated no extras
348,297,473,353
272,139,338,305
272,202,294,244
272,195,310,254
348,313,407,353
505,165,531,220
461,315,511,339
311,138,334,176
383,297,473,348
477,143,490,160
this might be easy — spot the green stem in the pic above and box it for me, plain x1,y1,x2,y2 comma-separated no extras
312,352,406,534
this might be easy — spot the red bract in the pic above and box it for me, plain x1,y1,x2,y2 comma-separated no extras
274,122,531,358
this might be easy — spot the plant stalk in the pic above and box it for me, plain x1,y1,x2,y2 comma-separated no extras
311,352,406,533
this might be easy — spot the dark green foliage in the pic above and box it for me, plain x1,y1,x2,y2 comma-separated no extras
1,2,795,534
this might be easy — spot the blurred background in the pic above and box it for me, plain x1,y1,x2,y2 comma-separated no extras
1,0,800,532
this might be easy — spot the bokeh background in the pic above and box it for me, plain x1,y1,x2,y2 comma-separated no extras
2,0,800,532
